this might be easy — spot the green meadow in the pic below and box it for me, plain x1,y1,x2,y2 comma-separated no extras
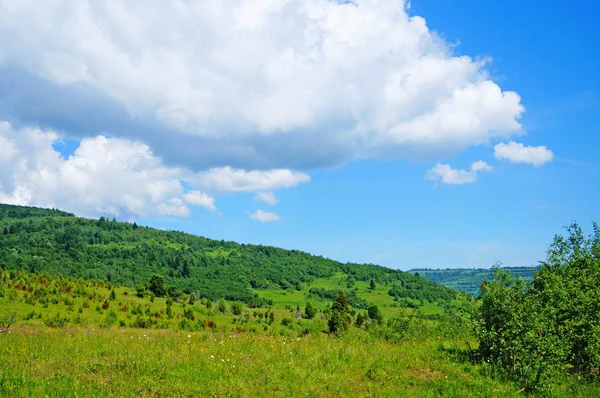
1,269,598,397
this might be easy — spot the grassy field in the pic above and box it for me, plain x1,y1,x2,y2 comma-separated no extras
1,270,598,397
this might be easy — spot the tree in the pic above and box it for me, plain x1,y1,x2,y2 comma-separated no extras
329,290,351,335
148,274,166,297
332,290,350,313
355,312,366,327
2,227,8,236
303,302,317,319
188,293,196,305
369,279,376,290
232,302,243,316
367,304,383,323
218,298,228,314
109,289,116,301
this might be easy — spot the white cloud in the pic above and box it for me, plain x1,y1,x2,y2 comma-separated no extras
471,160,493,172
192,167,309,193
0,0,525,169
494,141,554,167
425,160,493,185
254,191,279,205
0,121,306,218
249,209,281,222
183,191,216,212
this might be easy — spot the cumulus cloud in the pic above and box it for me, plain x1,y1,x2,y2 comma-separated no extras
425,161,493,185
249,209,281,223
494,141,554,167
0,122,306,218
254,192,279,205
0,0,525,170
191,168,309,193
183,191,216,212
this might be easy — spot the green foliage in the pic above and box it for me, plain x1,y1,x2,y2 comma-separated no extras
231,302,243,316
367,304,383,324
329,291,351,335
355,312,366,327
369,278,376,290
0,311,17,329
303,302,317,319
135,285,146,298
149,274,166,297
109,289,116,301
475,223,600,392
44,313,69,328
100,310,118,328
218,299,228,314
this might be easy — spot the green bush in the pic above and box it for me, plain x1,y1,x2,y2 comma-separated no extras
475,223,600,392
0,312,17,329
44,313,69,328
100,310,118,328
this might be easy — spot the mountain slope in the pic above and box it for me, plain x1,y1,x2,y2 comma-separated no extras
0,204,458,306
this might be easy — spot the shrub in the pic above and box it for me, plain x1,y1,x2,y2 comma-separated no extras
44,313,69,328
475,223,600,392
100,310,118,328
0,312,17,329
303,302,317,319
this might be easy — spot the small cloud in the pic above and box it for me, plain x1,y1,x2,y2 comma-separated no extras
471,160,493,172
254,191,278,205
183,190,216,212
425,160,492,185
249,209,281,222
494,141,554,167
534,204,552,210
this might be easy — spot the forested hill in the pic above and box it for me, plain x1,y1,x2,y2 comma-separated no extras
0,204,458,304
408,266,538,296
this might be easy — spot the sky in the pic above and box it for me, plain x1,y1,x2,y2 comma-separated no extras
0,0,598,270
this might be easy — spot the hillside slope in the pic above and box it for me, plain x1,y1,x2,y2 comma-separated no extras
0,204,458,307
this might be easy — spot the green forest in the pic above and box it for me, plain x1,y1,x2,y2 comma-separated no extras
0,203,458,306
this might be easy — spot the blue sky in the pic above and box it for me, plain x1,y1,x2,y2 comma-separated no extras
0,0,598,270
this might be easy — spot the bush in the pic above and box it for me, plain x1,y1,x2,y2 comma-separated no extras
100,310,118,328
0,312,17,329
303,302,317,319
475,223,600,392
44,313,69,328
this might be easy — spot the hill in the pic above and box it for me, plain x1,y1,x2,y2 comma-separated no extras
408,266,538,296
0,203,461,313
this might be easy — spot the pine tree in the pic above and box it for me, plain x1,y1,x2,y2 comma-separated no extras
303,302,317,319
329,290,351,334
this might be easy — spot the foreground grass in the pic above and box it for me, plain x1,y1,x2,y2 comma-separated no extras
1,327,518,397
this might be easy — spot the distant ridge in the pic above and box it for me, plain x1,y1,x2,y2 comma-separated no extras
408,266,539,296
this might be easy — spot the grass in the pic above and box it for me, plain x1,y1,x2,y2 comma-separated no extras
1,270,598,397
1,327,515,397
